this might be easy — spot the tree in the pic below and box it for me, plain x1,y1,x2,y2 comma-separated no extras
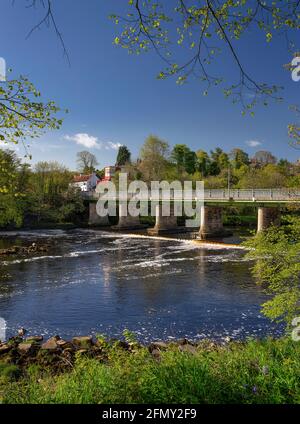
116,145,131,166
209,148,229,175
196,150,210,177
139,135,169,182
109,1,300,111
185,149,197,175
76,151,99,174
33,161,71,199
28,161,84,224
96,168,105,179
171,144,196,175
230,148,250,169
0,73,63,153
252,150,277,166
245,217,300,326
171,144,187,171
0,149,27,227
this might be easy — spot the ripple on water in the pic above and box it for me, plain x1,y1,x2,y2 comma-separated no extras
0,229,281,342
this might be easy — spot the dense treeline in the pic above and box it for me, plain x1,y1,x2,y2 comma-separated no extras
0,135,299,228
121,135,300,189
0,150,84,228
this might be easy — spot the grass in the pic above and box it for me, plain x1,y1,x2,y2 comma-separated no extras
1,337,300,404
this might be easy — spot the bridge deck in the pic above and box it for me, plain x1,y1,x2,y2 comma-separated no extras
83,188,300,203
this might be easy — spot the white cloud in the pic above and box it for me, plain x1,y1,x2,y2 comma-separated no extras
106,141,122,150
64,133,101,149
64,133,122,151
245,140,262,148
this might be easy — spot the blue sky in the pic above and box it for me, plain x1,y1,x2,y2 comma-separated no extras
0,0,299,170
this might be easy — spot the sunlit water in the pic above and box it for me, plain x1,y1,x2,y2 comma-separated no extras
0,229,283,342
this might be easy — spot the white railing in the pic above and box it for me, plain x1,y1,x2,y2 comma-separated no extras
203,188,300,201
82,188,300,202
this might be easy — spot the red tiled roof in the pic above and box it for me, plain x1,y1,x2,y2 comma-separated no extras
73,175,92,183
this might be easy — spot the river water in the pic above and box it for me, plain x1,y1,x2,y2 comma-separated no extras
0,229,283,342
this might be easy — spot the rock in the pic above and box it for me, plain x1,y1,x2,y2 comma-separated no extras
72,336,93,348
261,365,269,375
63,347,75,353
151,348,161,360
26,336,43,343
76,349,88,356
114,340,130,350
179,344,197,355
0,344,11,354
149,341,168,351
0,244,48,256
177,338,189,345
41,336,60,350
18,328,27,337
18,342,35,354
56,339,73,349
224,336,232,343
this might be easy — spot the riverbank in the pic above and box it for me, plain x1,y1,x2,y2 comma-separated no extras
0,334,299,404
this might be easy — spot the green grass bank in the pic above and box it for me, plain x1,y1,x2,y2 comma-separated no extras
0,336,299,404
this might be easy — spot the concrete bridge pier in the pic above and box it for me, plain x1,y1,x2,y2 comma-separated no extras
113,203,145,230
257,207,281,233
88,202,110,226
199,206,224,240
148,204,178,235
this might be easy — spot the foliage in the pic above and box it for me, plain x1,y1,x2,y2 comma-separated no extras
235,164,288,188
288,105,300,146
27,161,85,224
138,134,170,181
0,363,21,384
109,1,300,111
0,155,85,228
252,150,277,166
76,151,99,174
230,148,250,169
116,145,131,166
0,74,64,153
134,135,300,188
0,150,27,227
210,147,229,174
171,144,197,175
2,337,300,404
96,168,105,179
196,149,210,177
244,216,300,324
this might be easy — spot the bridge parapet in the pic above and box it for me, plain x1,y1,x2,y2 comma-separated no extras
82,188,300,203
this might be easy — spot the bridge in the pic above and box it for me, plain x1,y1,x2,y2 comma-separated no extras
83,188,300,239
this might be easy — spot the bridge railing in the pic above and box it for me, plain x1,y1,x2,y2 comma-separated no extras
82,188,300,202
204,188,300,201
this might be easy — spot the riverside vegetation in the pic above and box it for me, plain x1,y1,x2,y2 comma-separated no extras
0,333,299,404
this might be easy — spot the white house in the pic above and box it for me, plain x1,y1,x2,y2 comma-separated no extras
70,173,99,192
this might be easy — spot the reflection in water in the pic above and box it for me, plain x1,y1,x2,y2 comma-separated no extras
0,229,283,341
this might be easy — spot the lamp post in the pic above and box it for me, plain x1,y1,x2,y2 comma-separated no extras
227,165,231,199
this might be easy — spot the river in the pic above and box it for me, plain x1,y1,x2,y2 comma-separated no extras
0,229,283,342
